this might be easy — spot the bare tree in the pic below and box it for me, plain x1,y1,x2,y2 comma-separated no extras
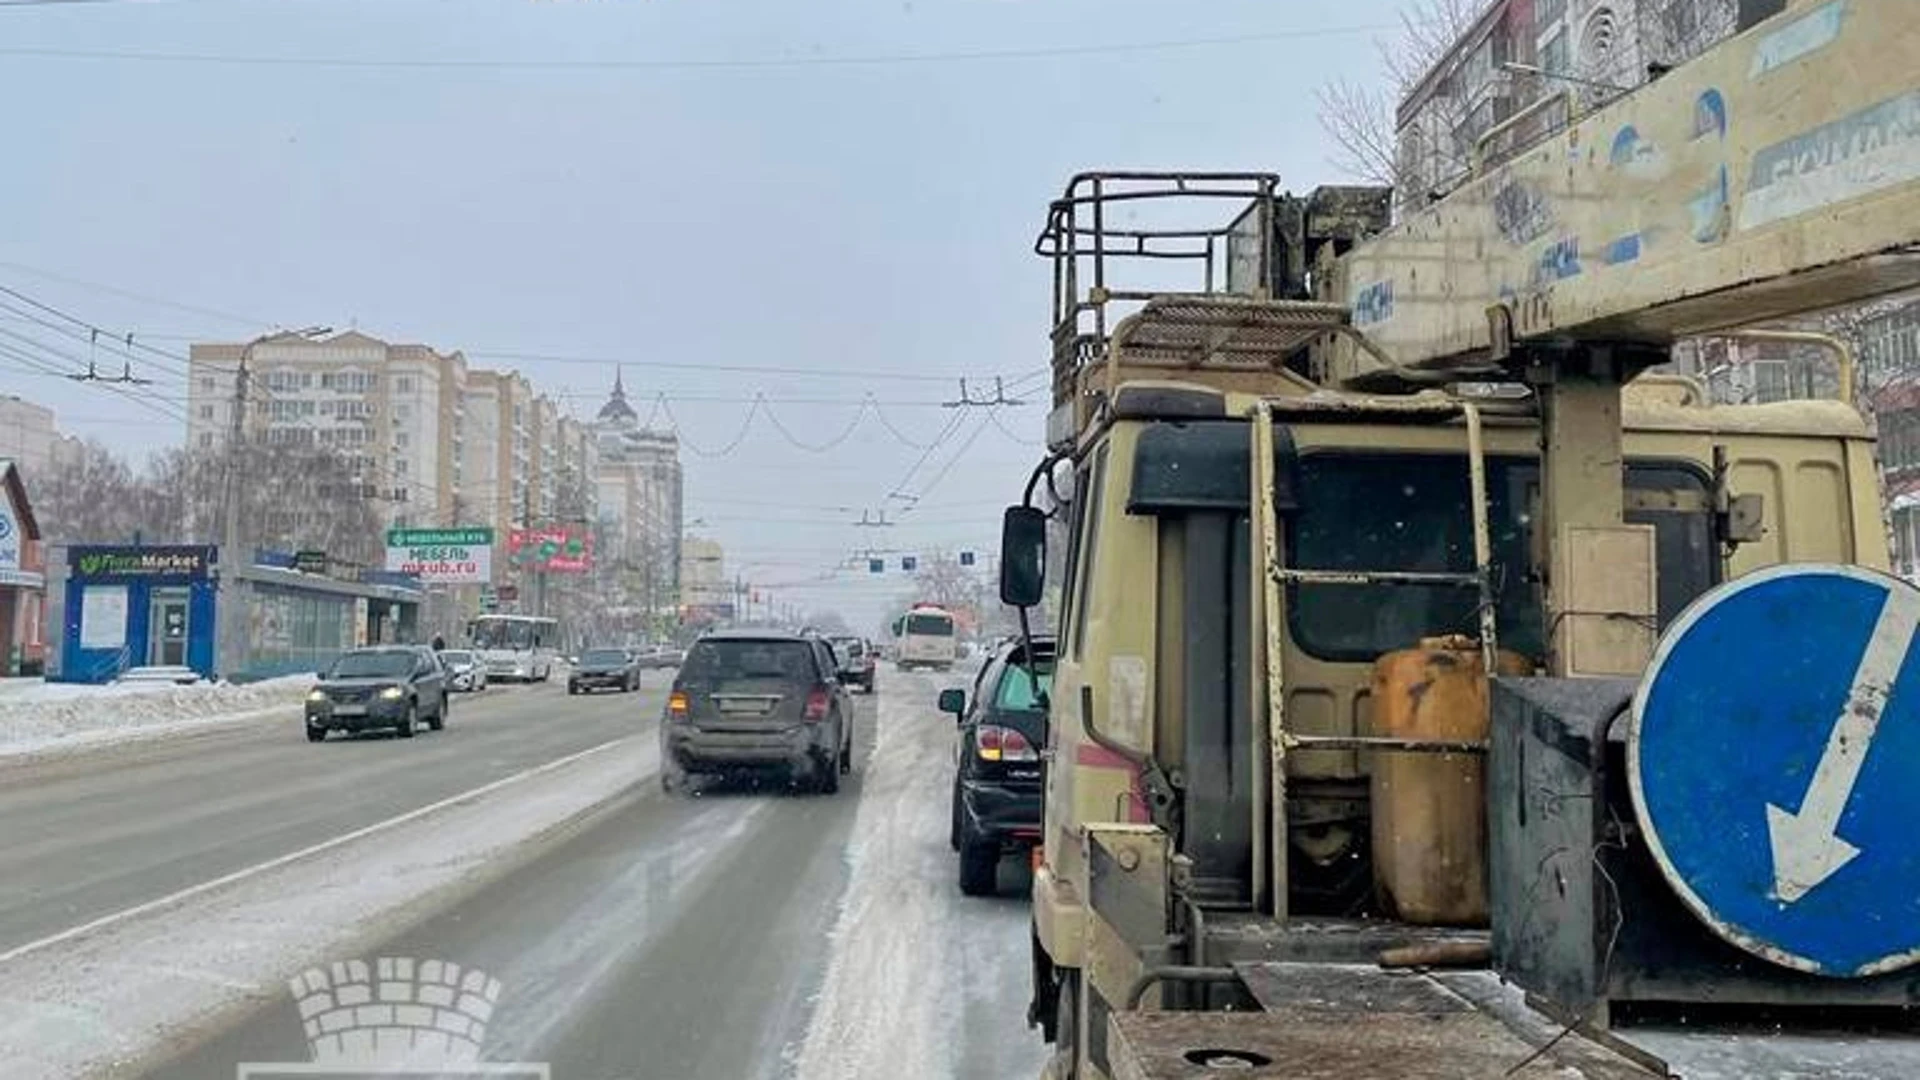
1316,0,1496,198
35,438,150,545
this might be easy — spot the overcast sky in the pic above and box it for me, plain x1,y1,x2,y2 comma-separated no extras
0,0,1410,630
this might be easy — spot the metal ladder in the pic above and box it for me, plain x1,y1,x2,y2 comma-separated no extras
1249,397,1501,919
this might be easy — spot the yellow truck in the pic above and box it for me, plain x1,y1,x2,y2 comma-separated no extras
993,2,1920,1076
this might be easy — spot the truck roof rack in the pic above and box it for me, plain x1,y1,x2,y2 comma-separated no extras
1036,172,1406,428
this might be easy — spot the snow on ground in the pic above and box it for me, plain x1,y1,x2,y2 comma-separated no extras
790,668,1047,1080
0,734,650,1080
0,674,318,760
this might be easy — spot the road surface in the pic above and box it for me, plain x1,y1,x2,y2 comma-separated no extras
45,668,1047,1080
0,677,655,954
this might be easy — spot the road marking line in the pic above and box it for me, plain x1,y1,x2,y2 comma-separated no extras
0,736,635,967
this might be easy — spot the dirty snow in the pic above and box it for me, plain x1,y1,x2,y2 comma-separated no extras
0,674,317,759
0,734,649,1080
790,668,1046,1080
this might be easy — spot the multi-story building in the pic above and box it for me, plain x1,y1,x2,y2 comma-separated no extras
0,396,78,482
1857,301,1920,581
187,331,470,531
679,535,729,624
1393,0,1752,213
592,372,684,619
459,367,536,535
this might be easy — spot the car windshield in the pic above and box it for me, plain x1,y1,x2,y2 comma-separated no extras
682,640,815,682
996,661,1055,711
328,651,415,679
582,649,628,665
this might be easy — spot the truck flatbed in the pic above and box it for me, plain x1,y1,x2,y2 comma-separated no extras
1109,962,1654,1079
1108,961,1920,1079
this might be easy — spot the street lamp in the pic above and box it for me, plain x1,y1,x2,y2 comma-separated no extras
217,324,330,679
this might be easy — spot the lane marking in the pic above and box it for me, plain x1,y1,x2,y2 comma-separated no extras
0,736,636,966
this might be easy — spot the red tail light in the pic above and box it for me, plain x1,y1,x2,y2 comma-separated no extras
803,685,830,721
976,725,1039,762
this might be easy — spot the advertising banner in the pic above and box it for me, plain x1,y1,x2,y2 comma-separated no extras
508,526,594,574
384,527,494,585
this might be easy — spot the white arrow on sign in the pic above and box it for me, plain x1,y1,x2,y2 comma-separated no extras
1766,584,1920,904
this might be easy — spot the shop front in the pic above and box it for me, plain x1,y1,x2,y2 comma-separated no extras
59,545,218,683
0,460,47,676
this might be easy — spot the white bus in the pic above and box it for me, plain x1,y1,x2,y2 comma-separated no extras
467,614,560,682
892,604,957,672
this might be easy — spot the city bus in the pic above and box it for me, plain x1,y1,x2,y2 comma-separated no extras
891,604,957,672
466,614,560,682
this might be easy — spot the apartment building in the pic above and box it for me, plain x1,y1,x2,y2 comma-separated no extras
0,396,78,483
1393,0,1753,212
460,367,536,533
187,331,470,530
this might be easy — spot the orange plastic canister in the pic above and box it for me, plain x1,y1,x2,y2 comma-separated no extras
1367,635,1530,926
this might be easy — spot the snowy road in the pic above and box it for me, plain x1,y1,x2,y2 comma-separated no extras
133,668,1048,1080
0,677,657,953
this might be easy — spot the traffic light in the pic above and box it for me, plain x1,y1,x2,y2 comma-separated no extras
902,556,918,572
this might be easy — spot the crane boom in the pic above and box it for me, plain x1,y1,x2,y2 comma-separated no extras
1325,0,1920,386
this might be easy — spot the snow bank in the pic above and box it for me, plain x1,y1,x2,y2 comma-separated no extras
790,670,1046,1080
0,674,318,759
0,735,648,1080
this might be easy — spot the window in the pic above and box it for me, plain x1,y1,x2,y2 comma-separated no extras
199,377,214,391
1753,360,1790,403
1070,443,1110,660
199,404,214,420
1541,28,1570,73
995,661,1055,711
1537,0,1567,27
1285,453,1717,664
397,376,415,393
199,432,214,448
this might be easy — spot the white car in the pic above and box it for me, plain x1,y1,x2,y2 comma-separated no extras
437,649,489,692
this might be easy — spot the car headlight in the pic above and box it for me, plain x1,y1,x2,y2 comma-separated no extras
379,686,406,700
307,689,327,702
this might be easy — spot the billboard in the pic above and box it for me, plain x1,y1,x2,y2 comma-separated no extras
384,527,493,584
509,526,593,573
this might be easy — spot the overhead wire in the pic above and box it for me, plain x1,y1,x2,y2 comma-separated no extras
0,21,1415,71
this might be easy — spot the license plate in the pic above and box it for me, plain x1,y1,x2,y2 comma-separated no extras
717,698,769,714
333,704,366,716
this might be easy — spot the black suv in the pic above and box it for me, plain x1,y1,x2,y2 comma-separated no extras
305,645,449,742
570,646,641,694
661,630,855,794
941,635,1053,895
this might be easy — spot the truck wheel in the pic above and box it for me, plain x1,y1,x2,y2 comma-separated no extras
1052,971,1081,1080
959,832,998,896
307,723,327,744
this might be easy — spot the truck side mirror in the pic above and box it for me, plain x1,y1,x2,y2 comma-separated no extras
938,688,966,715
999,505,1047,608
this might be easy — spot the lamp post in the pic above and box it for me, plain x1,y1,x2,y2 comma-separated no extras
218,324,330,679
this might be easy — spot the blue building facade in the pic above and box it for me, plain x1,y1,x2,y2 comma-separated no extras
60,545,218,683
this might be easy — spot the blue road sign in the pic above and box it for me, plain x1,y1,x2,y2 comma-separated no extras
1628,563,1920,977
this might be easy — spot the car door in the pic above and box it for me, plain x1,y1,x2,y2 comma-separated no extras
414,649,446,707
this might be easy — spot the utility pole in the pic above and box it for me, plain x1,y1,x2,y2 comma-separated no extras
217,326,329,678
218,343,251,679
